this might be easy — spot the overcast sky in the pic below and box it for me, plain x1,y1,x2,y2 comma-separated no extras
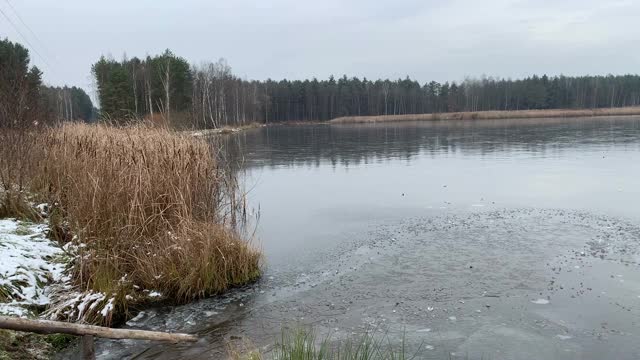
1,0,638,98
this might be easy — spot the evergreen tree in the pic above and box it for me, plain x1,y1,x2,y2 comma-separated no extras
0,38,43,127
91,49,640,129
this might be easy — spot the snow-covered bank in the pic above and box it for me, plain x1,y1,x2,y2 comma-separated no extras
0,216,155,324
0,219,66,316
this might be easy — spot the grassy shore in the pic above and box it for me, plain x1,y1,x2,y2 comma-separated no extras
230,328,420,360
0,123,261,327
330,107,640,124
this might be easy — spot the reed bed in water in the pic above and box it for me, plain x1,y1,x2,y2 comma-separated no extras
0,123,261,325
329,106,640,124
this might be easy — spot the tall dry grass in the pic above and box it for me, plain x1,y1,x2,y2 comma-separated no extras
0,123,261,325
229,328,419,360
0,129,43,220
330,106,640,124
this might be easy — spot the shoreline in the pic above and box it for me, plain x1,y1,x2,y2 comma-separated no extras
188,121,328,137
187,107,640,136
329,107,640,124
189,122,266,136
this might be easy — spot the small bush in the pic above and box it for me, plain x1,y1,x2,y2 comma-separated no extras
230,328,420,360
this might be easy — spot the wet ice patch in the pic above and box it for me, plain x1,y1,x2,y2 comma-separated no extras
295,273,310,286
127,311,146,325
354,245,372,255
531,299,550,305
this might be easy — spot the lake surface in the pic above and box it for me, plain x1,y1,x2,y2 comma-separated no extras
98,117,640,359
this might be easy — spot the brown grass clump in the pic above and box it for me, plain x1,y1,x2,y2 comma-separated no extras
329,106,640,124
0,130,43,221
0,191,40,221
0,123,261,325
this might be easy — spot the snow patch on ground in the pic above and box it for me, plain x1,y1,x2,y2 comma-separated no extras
0,218,66,316
126,311,146,325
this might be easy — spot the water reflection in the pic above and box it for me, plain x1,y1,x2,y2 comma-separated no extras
94,116,640,360
221,117,640,169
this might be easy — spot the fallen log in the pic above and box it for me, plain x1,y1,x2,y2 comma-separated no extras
0,315,198,342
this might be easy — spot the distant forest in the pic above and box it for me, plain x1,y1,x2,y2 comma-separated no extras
4,37,640,129
0,38,94,128
94,49,640,128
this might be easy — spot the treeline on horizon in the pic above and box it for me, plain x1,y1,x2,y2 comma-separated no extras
0,38,94,128
95,49,640,128
4,37,640,130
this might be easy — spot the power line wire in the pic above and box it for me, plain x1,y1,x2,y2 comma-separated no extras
4,0,55,60
0,3,53,71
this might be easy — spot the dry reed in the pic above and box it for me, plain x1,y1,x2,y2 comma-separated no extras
330,107,640,124
0,123,261,325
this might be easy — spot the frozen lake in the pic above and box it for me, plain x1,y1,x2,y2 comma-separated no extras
97,116,640,359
